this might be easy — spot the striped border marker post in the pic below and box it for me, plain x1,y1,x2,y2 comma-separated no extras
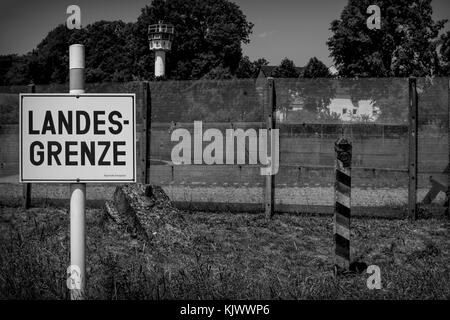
334,138,352,275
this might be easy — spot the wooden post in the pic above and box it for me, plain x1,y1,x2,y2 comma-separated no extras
139,81,150,184
408,78,418,220
22,83,35,209
146,82,152,185
265,77,276,218
334,138,352,273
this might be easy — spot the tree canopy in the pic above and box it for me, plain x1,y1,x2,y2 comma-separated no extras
327,0,448,77
303,57,332,78
3,0,449,84
235,56,269,78
440,31,450,75
74,21,136,82
0,0,254,84
272,58,300,78
0,54,30,85
0,21,136,85
133,0,253,80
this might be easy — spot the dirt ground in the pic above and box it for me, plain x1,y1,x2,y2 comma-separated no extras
1,203,449,299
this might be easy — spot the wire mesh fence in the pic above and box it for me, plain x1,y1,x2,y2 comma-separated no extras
0,77,448,216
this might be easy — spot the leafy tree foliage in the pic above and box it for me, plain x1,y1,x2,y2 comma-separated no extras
440,31,450,75
272,58,300,78
252,58,270,75
203,65,234,79
134,0,253,80
1,0,253,84
73,21,136,82
27,24,75,84
303,57,332,78
0,54,30,85
0,22,136,85
234,56,254,78
327,0,447,77
235,56,269,78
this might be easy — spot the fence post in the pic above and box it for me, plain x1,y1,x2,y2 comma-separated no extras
22,83,35,209
408,78,418,220
265,77,276,218
334,138,352,273
147,82,152,185
139,81,150,184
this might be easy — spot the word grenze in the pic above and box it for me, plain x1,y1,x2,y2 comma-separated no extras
27,110,127,166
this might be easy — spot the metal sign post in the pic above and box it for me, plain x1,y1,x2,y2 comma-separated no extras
19,44,136,300
69,44,86,300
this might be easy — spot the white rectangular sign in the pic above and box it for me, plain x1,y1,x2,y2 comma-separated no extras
20,93,136,183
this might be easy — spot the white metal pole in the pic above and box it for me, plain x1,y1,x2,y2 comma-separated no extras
69,44,86,300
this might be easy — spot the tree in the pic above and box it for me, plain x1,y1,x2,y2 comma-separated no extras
203,65,234,79
235,56,269,78
3,0,253,83
303,57,332,78
300,78,336,122
252,57,269,76
133,0,253,80
27,24,76,84
17,21,135,85
272,58,300,78
274,58,335,123
235,56,255,78
71,21,136,82
440,31,450,75
0,54,30,85
0,55,16,85
327,0,447,77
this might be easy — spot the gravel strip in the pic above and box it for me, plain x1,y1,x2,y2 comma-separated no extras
0,182,445,208
163,185,445,207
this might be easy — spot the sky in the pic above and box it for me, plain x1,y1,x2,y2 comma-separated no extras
0,0,449,67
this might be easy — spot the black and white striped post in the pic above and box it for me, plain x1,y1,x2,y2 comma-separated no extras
334,138,352,274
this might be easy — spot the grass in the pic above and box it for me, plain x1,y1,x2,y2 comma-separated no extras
0,204,450,299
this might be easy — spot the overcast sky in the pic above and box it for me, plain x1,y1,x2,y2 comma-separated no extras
0,0,449,67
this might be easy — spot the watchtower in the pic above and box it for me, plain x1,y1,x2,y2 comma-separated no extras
148,21,174,77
